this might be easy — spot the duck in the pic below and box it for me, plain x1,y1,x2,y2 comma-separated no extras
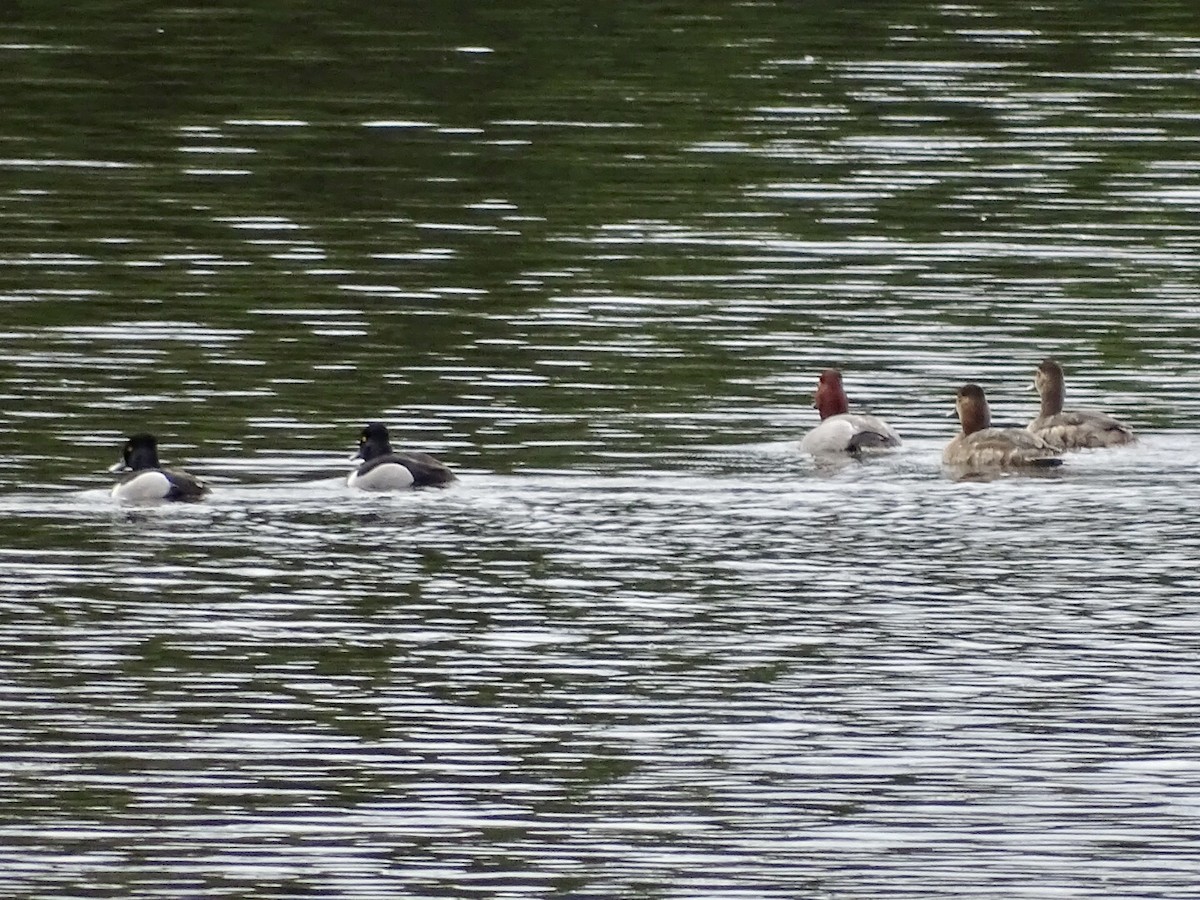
108,433,209,502
1028,358,1135,450
348,422,456,490
799,369,901,454
944,384,1062,470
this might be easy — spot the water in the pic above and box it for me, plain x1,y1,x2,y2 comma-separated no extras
2,2,1200,897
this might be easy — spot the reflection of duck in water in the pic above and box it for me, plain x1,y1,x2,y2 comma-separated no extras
1028,358,1135,450
799,369,901,455
348,423,456,490
109,433,209,502
944,384,1061,470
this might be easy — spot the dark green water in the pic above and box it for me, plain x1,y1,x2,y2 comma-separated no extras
2,2,1200,898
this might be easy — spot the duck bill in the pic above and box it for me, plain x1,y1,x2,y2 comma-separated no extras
107,460,129,473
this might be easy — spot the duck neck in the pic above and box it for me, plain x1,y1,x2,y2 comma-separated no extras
1040,379,1064,416
961,402,990,435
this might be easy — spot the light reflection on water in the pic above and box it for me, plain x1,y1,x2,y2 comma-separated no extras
3,300,1200,897
2,438,1200,896
3,5,1200,898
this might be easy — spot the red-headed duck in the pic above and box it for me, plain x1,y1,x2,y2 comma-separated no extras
944,384,1062,469
799,369,901,455
1028,358,1135,450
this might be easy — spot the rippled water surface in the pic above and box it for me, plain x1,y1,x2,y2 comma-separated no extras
3,2,1200,897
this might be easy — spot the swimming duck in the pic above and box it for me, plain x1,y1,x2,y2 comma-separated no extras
348,422,456,490
799,369,901,454
944,384,1062,469
1028,358,1135,450
109,433,209,501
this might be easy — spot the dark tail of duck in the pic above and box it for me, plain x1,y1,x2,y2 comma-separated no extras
847,431,901,453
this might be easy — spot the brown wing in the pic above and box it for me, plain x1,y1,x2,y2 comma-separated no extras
1029,411,1135,450
945,428,1062,468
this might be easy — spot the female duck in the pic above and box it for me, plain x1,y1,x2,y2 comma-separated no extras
799,369,901,455
944,384,1062,470
1028,358,1135,450
348,423,455,490
109,433,209,502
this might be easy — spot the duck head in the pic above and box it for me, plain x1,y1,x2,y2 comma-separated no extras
955,384,992,435
355,423,394,462
1034,358,1066,416
109,433,162,473
813,369,850,420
